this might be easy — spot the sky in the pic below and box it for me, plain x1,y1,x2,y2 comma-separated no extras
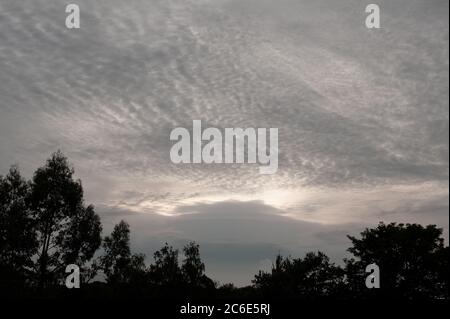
0,0,448,285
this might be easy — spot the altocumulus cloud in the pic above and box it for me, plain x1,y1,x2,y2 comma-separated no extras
0,0,448,285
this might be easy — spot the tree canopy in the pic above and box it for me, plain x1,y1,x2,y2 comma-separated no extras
345,222,448,299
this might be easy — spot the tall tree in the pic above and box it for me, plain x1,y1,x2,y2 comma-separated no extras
182,241,205,285
60,205,102,282
346,222,449,299
149,243,182,286
100,220,146,284
29,151,102,288
0,166,37,288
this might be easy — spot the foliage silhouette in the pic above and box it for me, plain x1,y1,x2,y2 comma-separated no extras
149,242,182,287
345,222,449,300
181,241,215,290
100,220,146,285
182,241,205,285
0,152,102,293
29,151,102,288
252,251,345,299
0,166,37,292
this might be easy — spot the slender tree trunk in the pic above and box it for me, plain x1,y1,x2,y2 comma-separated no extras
38,219,51,290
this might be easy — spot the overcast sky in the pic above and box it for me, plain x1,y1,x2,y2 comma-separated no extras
0,0,448,285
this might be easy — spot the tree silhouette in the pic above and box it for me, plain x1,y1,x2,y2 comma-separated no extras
345,222,449,299
182,241,205,285
29,151,102,288
60,205,102,283
149,243,182,286
253,251,345,299
100,220,146,285
182,241,215,290
0,166,37,290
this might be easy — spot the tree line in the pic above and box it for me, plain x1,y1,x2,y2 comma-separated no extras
0,152,448,299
